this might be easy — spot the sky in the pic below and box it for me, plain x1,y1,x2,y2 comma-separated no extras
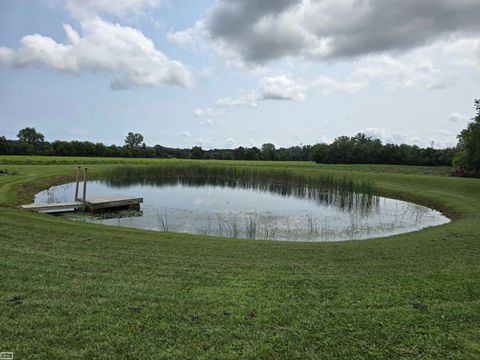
0,0,479,149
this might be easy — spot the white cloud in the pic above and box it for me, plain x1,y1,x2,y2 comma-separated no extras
68,128,93,137
313,75,366,95
182,131,192,137
436,130,455,136
362,128,457,148
258,75,306,101
363,127,421,145
448,112,468,122
65,0,161,19
0,17,192,89
214,75,305,110
443,37,480,68
0,47,15,65
249,139,258,147
215,93,259,108
193,107,222,118
200,118,214,126
196,137,211,146
167,27,198,47
354,55,450,90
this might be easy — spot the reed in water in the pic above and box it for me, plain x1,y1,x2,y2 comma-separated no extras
104,164,378,213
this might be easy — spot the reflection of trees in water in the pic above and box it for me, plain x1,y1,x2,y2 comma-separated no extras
82,200,445,241
40,165,446,241
150,208,382,241
38,183,73,204
104,165,379,214
42,184,73,204
411,204,429,225
46,189,56,204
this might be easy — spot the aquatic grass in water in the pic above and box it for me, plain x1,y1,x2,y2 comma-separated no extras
34,164,449,241
104,164,378,213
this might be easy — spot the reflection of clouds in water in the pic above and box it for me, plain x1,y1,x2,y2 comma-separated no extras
35,181,449,242
193,197,213,206
38,183,77,204
141,204,446,241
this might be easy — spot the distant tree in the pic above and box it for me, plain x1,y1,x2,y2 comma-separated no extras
245,147,261,160
327,136,353,163
380,143,401,164
17,127,44,145
108,144,121,157
154,144,169,158
454,99,480,175
311,143,329,163
0,136,10,154
233,146,246,160
191,146,204,159
261,143,277,161
124,132,144,148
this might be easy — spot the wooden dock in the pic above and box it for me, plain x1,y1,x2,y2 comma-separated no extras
21,196,143,213
84,196,143,212
21,166,143,213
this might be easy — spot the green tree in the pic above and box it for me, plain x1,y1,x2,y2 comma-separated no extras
233,146,246,160
261,143,277,160
454,99,480,175
124,132,144,148
311,143,329,163
245,147,261,160
17,127,44,145
154,144,169,158
191,146,204,159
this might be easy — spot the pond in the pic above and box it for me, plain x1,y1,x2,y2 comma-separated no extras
34,177,449,242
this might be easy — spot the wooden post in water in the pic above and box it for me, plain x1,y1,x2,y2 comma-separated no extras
82,167,88,212
74,165,80,201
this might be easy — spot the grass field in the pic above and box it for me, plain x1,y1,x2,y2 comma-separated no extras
0,156,479,359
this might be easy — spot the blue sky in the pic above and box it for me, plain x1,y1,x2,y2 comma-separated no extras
1,0,479,149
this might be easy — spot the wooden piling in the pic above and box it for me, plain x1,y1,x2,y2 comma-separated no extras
82,167,88,212
74,165,80,201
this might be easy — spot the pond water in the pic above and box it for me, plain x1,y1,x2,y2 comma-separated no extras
34,179,449,242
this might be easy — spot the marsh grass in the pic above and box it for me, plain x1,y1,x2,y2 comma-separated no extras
103,164,380,240
104,164,378,212
156,209,169,231
245,214,257,239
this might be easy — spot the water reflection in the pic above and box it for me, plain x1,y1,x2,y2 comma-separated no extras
104,175,378,214
34,179,449,242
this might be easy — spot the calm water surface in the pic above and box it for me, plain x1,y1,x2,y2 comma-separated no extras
35,180,449,242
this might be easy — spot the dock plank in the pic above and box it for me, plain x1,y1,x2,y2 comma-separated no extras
21,196,143,212
21,202,82,211
86,197,143,210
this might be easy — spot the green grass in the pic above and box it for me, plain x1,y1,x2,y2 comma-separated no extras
0,157,479,359
0,155,450,176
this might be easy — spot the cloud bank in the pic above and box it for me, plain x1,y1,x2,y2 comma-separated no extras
0,0,192,89
0,17,192,89
170,0,480,66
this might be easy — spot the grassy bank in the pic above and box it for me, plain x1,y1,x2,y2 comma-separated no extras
0,155,450,176
0,157,479,359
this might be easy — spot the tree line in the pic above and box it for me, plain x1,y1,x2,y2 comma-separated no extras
1,98,479,174
0,128,453,165
310,133,455,166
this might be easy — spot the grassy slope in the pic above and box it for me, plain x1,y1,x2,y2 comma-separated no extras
0,157,478,359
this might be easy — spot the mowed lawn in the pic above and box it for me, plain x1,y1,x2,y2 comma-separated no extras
0,157,479,359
